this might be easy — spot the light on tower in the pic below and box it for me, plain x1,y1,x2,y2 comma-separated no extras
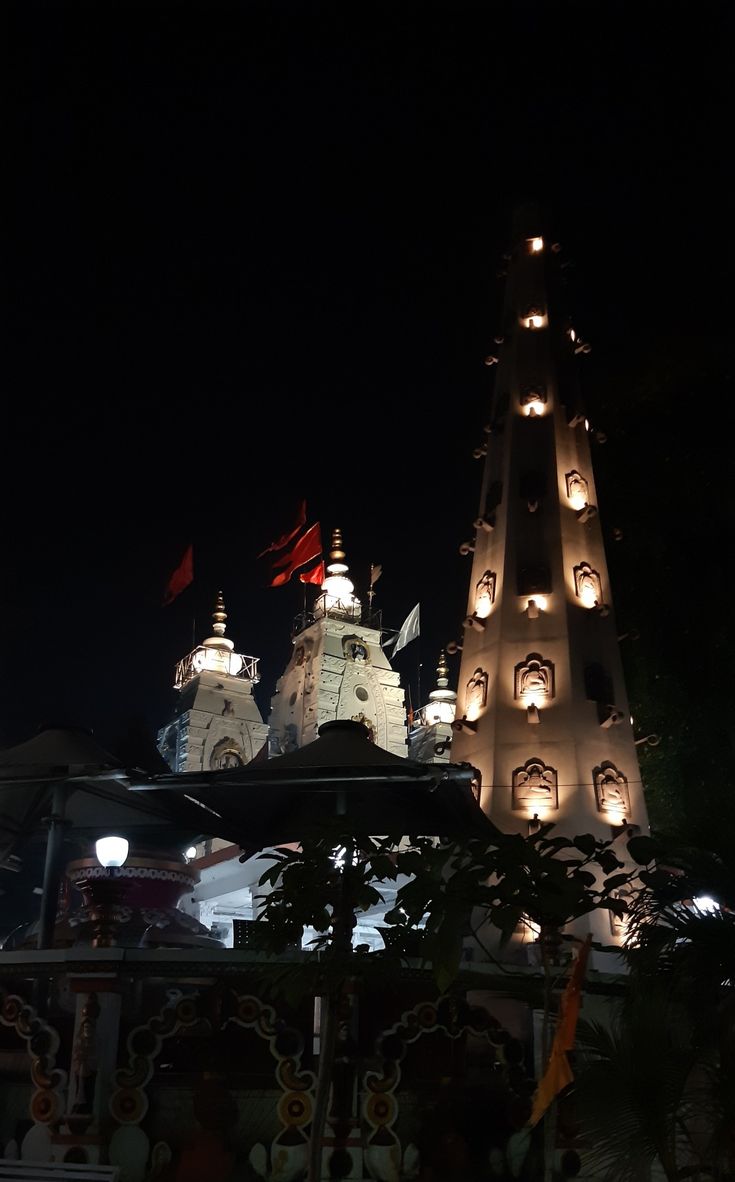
579,585,598,610
523,396,546,417
528,237,544,253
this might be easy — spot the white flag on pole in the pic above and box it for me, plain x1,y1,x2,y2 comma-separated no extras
385,603,420,657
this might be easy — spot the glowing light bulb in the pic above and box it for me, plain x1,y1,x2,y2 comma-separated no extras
530,237,544,253
95,836,129,869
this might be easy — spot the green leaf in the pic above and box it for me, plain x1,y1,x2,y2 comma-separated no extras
573,834,598,856
626,834,660,865
597,850,624,874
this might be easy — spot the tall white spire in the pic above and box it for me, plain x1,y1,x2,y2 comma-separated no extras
448,204,650,954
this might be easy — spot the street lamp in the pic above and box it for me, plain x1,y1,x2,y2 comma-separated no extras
74,836,130,948
95,835,129,869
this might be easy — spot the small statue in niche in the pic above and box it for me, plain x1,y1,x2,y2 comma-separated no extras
466,667,488,714
566,469,589,506
514,654,554,700
210,736,245,769
221,699,235,717
512,759,559,809
594,762,631,815
343,636,370,663
474,570,496,619
574,562,602,605
294,644,306,667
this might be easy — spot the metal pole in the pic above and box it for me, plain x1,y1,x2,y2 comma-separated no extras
37,782,68,950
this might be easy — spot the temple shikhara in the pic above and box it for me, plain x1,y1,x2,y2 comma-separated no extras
0,206,652,1181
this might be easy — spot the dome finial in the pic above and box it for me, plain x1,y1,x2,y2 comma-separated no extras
437,651,449,687
212,591,227,637
329,528,346,564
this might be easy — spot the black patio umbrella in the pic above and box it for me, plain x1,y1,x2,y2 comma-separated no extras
131,719,497,857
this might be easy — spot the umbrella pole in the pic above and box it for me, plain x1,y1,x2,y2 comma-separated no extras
34,781,70,1019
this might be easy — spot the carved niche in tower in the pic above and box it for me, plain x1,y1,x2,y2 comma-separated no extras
512,758,559,810
520,383,547,412
593,761,631,817
342,635,370,664
565,470,589,506
210,736,245,769
474,571,496,619
574,562,602,607
465,667,488,718
514,654,555,702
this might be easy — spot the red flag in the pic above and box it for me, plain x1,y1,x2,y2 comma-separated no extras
269,522,322,587
163,544,194,606
257,500,307,558
299,559,325,586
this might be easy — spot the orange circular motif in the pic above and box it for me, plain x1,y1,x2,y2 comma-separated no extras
277,1089,313,1128
31,1089,59,1124
366,1091,396,1127
110,1086,148,1124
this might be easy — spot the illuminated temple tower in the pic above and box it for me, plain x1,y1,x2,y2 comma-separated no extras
268,528,406,757
157,592,268,772
448,203,650,953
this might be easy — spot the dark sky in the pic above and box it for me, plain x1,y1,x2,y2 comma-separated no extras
4,2,733,759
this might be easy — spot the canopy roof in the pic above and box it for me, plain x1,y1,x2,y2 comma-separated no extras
0,720,492,939
134,720,495,855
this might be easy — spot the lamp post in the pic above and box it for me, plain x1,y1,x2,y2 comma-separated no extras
75,835,130,948
37,782,71,951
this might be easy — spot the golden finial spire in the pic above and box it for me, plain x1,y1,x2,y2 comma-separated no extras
436,651,449,687
212,591,227,637
329,528,346,564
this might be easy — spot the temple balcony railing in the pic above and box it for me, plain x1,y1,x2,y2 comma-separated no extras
291,606,384,638
174,648,260,690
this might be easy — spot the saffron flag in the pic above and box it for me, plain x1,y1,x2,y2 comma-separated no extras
528,934,592,1128
269,521,323,587
299,559,325,586
257,500,307,558
163,544,194,606
385,603,420,656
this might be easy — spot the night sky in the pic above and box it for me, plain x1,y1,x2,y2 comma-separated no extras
4,3,733,792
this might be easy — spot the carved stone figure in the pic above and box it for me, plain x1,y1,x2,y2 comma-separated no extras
512,759,559,809
466,668,488,715
514,654,554,701
574,562,602,605
566,469,589,505
474,570,496,619
594,762,631,815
